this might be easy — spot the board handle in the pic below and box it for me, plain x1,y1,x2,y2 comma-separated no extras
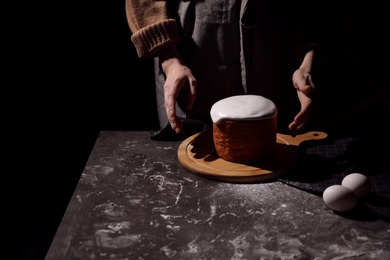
277,131,328,146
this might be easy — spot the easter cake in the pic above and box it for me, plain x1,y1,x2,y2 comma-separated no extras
210,95,277,163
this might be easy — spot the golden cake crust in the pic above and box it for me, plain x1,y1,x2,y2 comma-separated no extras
213,117,277,163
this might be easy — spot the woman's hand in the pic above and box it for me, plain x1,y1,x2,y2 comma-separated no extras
289,68,315,137
159,45,197,134
289,49,316,137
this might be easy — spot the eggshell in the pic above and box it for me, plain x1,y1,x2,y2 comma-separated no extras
341,173,371,198
323,185,358,212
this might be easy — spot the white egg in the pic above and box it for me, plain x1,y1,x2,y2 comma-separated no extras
323,185,358,212
341,173,371,198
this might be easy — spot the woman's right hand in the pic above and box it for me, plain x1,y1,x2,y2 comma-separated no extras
159,45,197,134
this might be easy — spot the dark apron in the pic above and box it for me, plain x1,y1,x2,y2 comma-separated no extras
152,0,299,140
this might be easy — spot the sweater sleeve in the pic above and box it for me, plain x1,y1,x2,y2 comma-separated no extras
125,0,180,58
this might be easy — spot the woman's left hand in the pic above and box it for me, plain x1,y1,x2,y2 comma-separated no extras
289,68,316,137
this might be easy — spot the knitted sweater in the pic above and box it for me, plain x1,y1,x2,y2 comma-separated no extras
125,0,317,61
125,0,180,58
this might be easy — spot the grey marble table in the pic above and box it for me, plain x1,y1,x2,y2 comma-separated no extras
45,131,390,259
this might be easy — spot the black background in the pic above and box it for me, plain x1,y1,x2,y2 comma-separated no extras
13,1,389,259
14,1,158,259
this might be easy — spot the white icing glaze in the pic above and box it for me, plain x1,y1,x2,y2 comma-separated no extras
210,95,277,123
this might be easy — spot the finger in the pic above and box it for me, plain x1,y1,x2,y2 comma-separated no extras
288,122,298,137
164,90,182,133
174,118,183,134
289,109,311,136
289,120,307,137
185,78,197,110
288,112,301,136
166,107,182,134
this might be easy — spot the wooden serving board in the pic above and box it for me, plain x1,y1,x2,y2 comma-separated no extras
177,130,328,183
